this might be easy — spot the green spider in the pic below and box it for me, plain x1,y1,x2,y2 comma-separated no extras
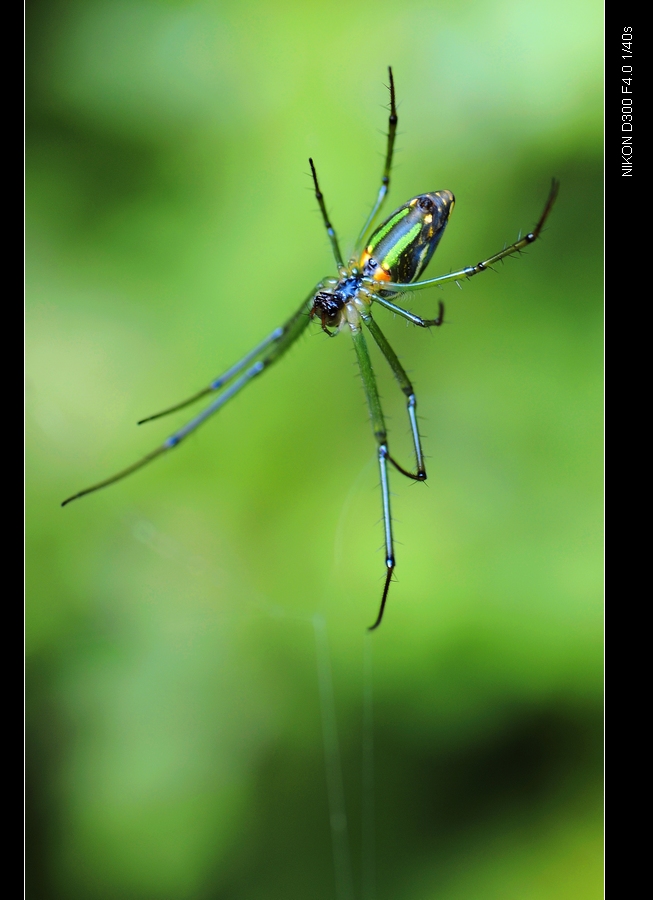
63,68,558,630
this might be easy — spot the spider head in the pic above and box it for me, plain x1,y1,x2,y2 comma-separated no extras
311,290,345,332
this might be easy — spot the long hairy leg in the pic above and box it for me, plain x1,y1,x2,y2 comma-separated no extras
62,293,314,506
363,312,430,481
309,158,343,269
350,326,395,631
363,180,559,293
355,66,398,252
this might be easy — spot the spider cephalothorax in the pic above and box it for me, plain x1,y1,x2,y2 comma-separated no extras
311,290,345,333
310,189,456,338
311,273,366,334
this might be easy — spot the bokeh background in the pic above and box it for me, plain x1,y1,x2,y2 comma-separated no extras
26,1,603,897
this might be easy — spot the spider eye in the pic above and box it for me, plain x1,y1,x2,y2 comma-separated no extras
417,196,435,212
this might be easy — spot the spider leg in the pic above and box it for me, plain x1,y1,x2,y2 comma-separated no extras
374,295,445,328
363,312,429,481
138,324,294,425
309,158,343,268
62,293,314,506
363,179,559,294
350,325,395,631
355,66,398,251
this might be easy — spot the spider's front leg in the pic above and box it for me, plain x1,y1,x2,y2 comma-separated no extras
61,292,315,507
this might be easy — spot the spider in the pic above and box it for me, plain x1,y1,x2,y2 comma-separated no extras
62,68,558,630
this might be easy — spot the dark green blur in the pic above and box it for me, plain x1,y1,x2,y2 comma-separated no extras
26,1,603,897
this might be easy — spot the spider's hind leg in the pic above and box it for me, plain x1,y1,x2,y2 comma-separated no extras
367,179,560,294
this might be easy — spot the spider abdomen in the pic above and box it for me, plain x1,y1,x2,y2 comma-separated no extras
360,191,455,284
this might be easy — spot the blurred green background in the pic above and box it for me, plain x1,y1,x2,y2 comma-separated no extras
26,0,603,897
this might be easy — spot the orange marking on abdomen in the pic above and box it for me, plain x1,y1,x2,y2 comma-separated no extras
359,249,391,282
